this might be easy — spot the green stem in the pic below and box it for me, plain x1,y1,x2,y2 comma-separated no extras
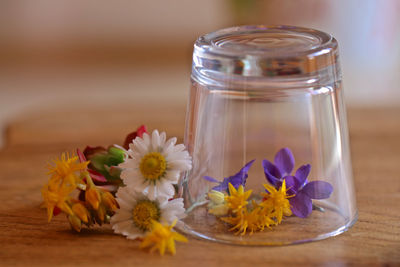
82,171,95,188
185,200,208,214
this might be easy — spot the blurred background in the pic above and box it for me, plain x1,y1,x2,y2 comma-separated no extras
0,0,399,147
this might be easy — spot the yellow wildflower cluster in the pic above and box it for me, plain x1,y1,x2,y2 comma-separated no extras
41,152,119,232
211,181,292,235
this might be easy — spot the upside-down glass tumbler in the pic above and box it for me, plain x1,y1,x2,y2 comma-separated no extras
179,25,357,245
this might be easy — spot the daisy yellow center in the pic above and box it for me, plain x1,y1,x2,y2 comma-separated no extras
139,152,167,180
132,200,160,231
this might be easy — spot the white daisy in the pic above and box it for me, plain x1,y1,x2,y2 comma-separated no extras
111,186,186,240
119,129,192,200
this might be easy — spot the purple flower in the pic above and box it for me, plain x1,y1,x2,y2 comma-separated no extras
263,148,333,218
204,160,255,193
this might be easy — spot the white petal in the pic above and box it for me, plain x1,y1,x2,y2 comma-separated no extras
116,193,137,211
118,160,132,170
116,198,132,211
126,228,144,240
162,137,177,154
129,181,148,193
123,175,143,189
166,151,190,161
172,144,185,153
161,198,186,223
123,224,143,239
151,130,161,151
120,169,133,180
159,132,166,147
164,170,180,183
159,180,175,197
128,143,135,153
112,220,132,233
166,198,185,211
168,160,192,171
156,195,169,207
133,139,149,155
147,184,156,201
161,213,175,224
142,133,151,147
111,210,131,223
116,186,134,201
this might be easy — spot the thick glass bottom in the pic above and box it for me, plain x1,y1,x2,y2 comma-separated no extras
178,203,358,246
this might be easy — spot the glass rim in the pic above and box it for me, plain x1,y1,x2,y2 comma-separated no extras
192,25,341,82
195,25,337,58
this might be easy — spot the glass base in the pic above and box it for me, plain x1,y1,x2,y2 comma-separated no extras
178,203,358,246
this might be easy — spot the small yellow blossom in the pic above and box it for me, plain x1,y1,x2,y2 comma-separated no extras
260,180,293,224
140,220,188,255
68,214,82,232
225,183,252,214
208,190,225,204
209,204,229,216
72,203,90,224
42,151,121,232
85,186,101,210
221,207,261,235
41,183,74,222
207,190,229,216
253,201,276,230
96,205,107,223
102,191,120,212
47,152,89,187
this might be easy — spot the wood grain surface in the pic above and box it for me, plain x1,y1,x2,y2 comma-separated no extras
0,104,399,266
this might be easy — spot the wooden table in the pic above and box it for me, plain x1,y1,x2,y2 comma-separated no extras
1,104,399,266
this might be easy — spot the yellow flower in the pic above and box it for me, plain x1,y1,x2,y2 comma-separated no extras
47,152,89,187
41,182,74,222
96,205,107,223
225,183,252,214
208,190,225,204
72,203,90,224
253,201,276,230
260,180,293,224
68,214,82,232
85,186,101,210
207,190,229,216
140,220,188,255
221,207,261,236
101,191,120,212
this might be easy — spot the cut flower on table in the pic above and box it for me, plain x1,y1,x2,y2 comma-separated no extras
41,126,192,256
203,147,334,235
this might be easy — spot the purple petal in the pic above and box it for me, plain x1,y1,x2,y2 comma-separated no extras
228,174,247,188
283,176,300,194
203,176,219,183
295,164,311,187
209,160,255,192
290,192,312,218
274,148,295,175
232,159,255,185
238,159,256,176
225,159,255,189
302,181,333,199
212,183,226,192
262,159,282,186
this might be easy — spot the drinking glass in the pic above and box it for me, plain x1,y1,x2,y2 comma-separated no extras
179,25,357,245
